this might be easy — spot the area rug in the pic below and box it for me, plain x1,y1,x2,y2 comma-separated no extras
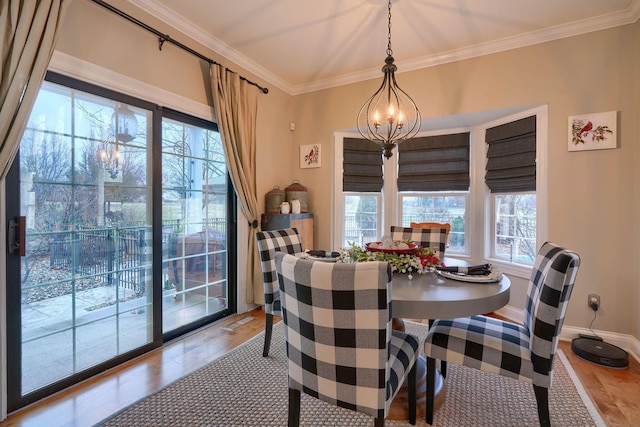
96,322,605,426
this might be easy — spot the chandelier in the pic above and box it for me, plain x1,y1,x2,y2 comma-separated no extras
101,104,138,179
357,0,421,159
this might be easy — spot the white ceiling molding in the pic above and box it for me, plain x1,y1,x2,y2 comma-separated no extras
127,0,290,94
128,0,640,96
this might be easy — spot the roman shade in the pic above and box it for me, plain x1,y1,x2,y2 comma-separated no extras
343,137,383,192
485,116,536,193
397,133,470,192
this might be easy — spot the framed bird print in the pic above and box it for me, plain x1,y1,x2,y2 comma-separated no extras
568,111,617,151
300,144,321,168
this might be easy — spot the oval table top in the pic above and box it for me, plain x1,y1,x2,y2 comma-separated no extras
391,269,511,319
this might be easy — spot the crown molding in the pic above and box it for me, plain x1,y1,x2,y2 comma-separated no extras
127,0,640,96
127,0,290,95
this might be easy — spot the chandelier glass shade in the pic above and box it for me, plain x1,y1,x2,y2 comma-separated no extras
113,104,138,143
101,104,138,179
357,0,420,159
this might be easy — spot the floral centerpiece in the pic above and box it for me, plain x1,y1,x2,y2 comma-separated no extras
337,238,444,279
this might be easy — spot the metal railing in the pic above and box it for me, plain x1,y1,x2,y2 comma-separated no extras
45,219,227,296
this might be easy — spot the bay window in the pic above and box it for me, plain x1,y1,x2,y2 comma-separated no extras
334,105,547,278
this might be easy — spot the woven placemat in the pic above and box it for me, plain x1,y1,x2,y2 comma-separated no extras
97,321,604,426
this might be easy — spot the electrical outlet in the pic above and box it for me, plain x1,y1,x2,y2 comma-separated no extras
588,294,600,311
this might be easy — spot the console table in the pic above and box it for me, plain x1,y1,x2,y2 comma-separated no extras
260,213,314,250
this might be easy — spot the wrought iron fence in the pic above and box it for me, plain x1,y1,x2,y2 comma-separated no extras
46,219,227,296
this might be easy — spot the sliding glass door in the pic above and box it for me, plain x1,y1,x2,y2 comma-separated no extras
5,74,235,411
160,111,230,335
6,80,154,409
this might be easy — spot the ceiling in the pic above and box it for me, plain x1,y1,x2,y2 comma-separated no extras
129,0,640,95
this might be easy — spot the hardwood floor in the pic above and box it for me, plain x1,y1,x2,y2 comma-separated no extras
1,309,638,426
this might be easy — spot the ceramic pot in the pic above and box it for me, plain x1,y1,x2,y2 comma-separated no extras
265,186,285,213
285,180,308,212
291,199,301,214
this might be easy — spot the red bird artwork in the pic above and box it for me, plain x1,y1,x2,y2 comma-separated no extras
578,121,593,136
303,144,320,166
571,117,613,146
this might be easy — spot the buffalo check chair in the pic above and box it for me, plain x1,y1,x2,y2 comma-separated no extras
423,242,581,426
275,252,420,426
255,228,303,357
390,225,448,258
390,225,450,375
409,222,451,239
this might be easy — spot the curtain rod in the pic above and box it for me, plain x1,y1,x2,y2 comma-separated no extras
91,0,269,94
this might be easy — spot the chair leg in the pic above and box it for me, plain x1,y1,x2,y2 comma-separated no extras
425,356,436,425
533,385,550,427
408,362,417,425
262,313,274,357
374,417,384,427
428,319,447,378
288,388,301,427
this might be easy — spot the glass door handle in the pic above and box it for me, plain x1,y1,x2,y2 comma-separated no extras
8,216,25,256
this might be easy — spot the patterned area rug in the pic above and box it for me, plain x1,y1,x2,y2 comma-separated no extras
96,322,605,426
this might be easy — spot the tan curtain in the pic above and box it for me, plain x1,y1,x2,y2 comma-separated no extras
0,0,72,178
210,64,262,305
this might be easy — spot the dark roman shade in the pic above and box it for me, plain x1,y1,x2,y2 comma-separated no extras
397,133,470,192
343,138,383,192
485,116,536,193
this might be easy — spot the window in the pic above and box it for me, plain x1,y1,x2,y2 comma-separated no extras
342,194,381,248
484,115,538,267
334,106,547,278
399,194,468,254
340,137,383,248
397,132,470,254
492,193,537,264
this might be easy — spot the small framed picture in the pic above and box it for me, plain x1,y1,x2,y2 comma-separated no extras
300,144,321,168
568,111,617,151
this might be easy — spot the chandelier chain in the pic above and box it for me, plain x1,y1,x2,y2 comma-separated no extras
387,0,393,56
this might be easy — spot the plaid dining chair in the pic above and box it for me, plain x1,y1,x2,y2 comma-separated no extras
275,252,420,426
390,225,448,258
409,222,451,238
423,242,581,426
390,225,450,376
256,228,303,357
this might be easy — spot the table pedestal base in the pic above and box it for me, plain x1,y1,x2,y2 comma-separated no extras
387,355,445,420
388,318,445,421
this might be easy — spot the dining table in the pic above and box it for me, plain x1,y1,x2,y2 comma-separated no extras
387,258,511,421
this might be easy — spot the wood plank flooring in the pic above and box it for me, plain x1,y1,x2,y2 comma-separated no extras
0,308,638,427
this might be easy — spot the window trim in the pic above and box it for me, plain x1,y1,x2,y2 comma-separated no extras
475,106,548,279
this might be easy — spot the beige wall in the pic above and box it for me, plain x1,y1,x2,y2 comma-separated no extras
55,1,639,340
293,23,640,339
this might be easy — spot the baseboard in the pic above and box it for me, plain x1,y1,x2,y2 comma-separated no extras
494,306,640,364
